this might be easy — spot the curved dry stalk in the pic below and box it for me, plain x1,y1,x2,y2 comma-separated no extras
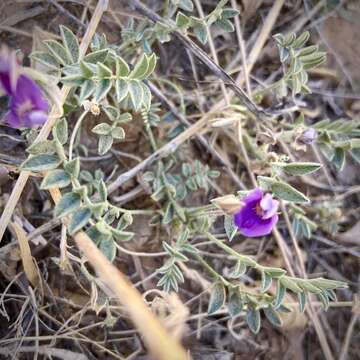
48,187,189,360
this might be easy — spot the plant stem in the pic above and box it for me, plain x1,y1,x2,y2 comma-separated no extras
68,110,89,161
192,252,230,286
205,232,258,267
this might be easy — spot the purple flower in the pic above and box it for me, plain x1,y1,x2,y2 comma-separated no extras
298,127,317,145
234,188,279,237
0,47,49,129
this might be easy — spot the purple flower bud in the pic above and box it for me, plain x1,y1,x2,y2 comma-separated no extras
0,47,49,129
233,188,279,237
298,127,317,145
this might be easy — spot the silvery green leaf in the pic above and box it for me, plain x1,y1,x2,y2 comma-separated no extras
291,74,302,95
222,9,240,18
271,181,309,203
54,192,81,217
40,169,71,189
173,202,186,222
128,80,144,111
182,163,192,177
80,170,93,182
83,49,108,64
273,33,285,46
227,289,243,317
115,79,129,103
208,169,220,178
129,54,149,79
22,154,61,172
283,32,296,47
301,52,326,69
80,61,94,78
317,291,330,311
96,220,112,236
176,12,190,29
60,25,79,63
98,134,113,155
117,212,133,230
91,33,107,51
178,0,193,11
162,202,174,225
276,79,288,98
112,127,125,140
97,62,112,78
292,31,310,48
31,51,59,70
263,306,282,326
99,179,107,201
215,18,234,32
92,123,112,135
208,282,226,314
27,140,56,155
281,162,322,176
79,80,96,101
87,225,111,245
192,20,208,44
262,267,286,278
273,282,286,309
257,176,275,190
103,106,119,121
298,291,306,313
308,278,347,290
53,118,68,145
332,148,345,170
99,238,117,262
260,271,272,293
64,157,80,178
117,112,132,123
279,47,290,62
185,177,197,191
143,53,157,78
111,229,134,242
224,215,237,242
290,56,302,74
61,74,85,86
94,79,112,101
140,83,152,110
154,22,171,43
280,277,302,293
68,207,91,234
246,307,261,334
43,40,71,65
90,203,107,219
319,143,335,161
72,184,87,199
116,56,130,77
351,148,360,164
229,260,247,278
325,289,337,302
299,45,318,57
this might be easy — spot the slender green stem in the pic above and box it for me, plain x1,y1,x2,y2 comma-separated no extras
205,232,258,268
192,252,230,286
68,110,89,161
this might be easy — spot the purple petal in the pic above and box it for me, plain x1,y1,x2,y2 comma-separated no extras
27,110,48,127
239,214,278,237
260,194,279,219
234,203,258,230
242,188,263,206
15,75,49,112
4,110,21,128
